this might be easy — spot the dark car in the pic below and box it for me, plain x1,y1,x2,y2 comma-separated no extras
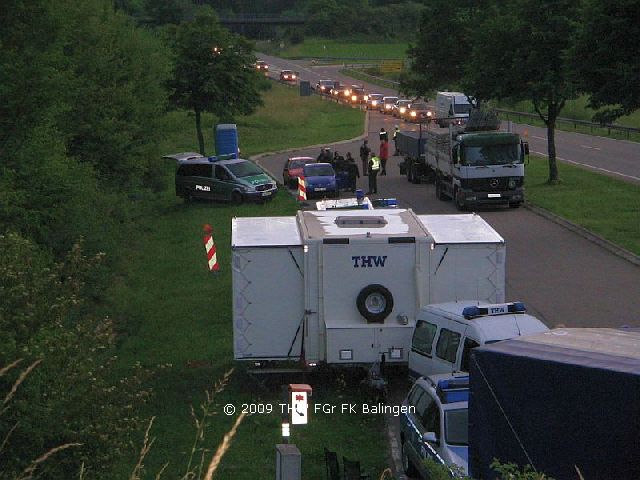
393,99,412,118
303,163,338,198
380,96,398,114
279,70,298,82
406,102,434,123
316,79,335,94
366,93,384,110
282,156,313,188
255,60,269,75
349,85,367,104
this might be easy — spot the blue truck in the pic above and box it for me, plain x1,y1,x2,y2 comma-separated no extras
469,328,640,479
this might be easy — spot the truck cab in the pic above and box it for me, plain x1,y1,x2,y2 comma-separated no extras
409,301,549,380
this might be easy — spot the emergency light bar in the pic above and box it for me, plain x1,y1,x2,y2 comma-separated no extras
436,377,470,404
207,153,238,162
462,302,526,319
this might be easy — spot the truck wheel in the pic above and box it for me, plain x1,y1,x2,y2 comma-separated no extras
410,164,420,184
454,187,466,211
435,180,447,201
402,442,418,477
231,191,243,205
356,284,394,323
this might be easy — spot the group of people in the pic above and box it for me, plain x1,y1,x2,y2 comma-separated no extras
358,127,397,194
315,125,401,196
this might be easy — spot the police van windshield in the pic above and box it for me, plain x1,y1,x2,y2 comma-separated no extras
462,144,520,166
226,161,264,178
445,409,468,446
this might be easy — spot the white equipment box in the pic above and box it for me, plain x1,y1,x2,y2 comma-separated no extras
232,209,505,365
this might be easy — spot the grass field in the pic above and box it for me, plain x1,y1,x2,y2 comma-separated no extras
258,38,408,60
104,83,392,479
526,156,640,256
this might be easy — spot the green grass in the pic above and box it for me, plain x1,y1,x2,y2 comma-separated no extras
258,38,408,60
526,156,640,255
104,84,391,479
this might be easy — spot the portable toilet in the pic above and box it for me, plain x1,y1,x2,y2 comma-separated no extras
299,81,311,97
215,124,239,156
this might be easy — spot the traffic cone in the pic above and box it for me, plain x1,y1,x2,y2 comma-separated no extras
297,175,307,201
203,224,219,272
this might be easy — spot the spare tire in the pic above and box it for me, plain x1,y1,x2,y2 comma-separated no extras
356,284,394,323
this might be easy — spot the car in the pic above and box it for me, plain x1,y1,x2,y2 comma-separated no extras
366,93,384,110
380,96,398,114
405,102,434,123
282,156,313,188
279,69,297,82
316,79,335,94
173,155,277,204
400,374,469,479
393,99,412,118
349,85,367,104
302,162,338,198
330,83,351,100
255,60,269,75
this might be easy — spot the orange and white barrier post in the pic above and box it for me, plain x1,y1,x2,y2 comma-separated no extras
297,175,307,201
203,224,219,272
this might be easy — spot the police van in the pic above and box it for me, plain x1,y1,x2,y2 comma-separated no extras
168,152,277,204
408,301,549,380
400,374,470,478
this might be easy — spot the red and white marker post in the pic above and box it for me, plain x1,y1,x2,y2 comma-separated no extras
203,224,219,272
297,175,307,201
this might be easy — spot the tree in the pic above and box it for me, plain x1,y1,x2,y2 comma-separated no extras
400,0,480,99
463,0,579,183
571,0,640,123
168,10,264,155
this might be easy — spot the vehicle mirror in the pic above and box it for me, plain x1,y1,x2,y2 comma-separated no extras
423,432,438,444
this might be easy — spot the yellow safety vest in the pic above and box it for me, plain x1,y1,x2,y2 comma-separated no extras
371,156,381,171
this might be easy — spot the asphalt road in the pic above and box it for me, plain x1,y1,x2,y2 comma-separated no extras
256,109,640,329
260,53,640,184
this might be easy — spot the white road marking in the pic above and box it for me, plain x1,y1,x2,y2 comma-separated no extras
532,135,546,140
580,145,601,151
532,151,640,181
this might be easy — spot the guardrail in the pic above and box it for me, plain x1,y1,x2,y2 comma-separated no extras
495,109,639,140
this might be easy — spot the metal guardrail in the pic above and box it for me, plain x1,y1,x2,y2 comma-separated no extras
495,109,640,139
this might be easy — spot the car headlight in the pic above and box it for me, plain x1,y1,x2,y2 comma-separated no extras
364,95,369,101
351,95,357,101
292,75,296,79
400,107,406,113
372,101,377,106
411,111,417,117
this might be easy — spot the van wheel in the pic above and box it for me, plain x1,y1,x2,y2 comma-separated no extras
231,191,243,205
356,284,394,323
402,442,418,477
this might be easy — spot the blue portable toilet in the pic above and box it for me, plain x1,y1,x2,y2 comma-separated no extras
215,124,239,157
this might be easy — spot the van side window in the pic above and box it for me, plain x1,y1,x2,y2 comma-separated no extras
415,389,434,430
193,164,212,177
412,321,437,356
460,338,480,372
215,165,230,181
435,328,461,364
423,401,441,438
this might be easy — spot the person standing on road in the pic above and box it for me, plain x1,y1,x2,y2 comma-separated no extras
379,127,388,142
393,125,400,155
360,139,371,176
345,152,360,192
379,139,389,176
368,152,380,194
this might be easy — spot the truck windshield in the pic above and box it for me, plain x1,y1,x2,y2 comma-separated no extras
227,161,264,178
445,409,468,446
462,144,520,166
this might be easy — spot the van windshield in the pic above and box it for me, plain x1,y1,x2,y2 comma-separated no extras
454,103,472,114
445,409,468,446
462,144,520,166
226,161,264,178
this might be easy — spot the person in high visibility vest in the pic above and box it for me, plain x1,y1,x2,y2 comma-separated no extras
367,153,381,194
379,127,388,142
393,125,400,155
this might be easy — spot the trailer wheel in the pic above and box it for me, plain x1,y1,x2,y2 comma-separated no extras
357,284,394,323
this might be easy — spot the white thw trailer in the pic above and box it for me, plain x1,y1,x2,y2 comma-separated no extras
232,209,505,366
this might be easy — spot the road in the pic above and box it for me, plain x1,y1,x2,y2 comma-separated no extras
260,53,640,184
256,101,640,329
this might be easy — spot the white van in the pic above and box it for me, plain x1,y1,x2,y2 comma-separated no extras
408,301,549,380
435,92,472,127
